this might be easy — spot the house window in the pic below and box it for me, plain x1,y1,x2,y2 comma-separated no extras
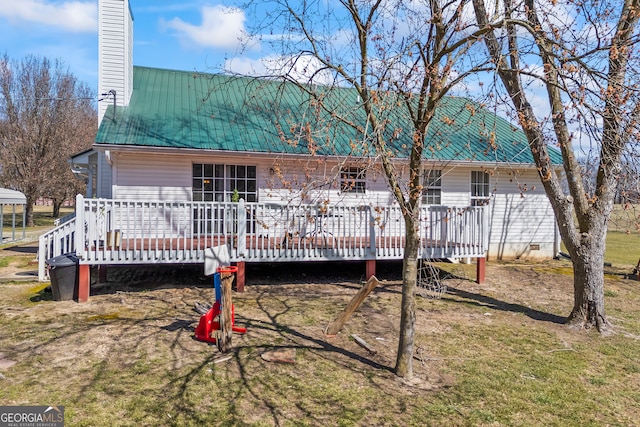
193,163,257,202
471,170,490,206
340,167,366,193
422,170,442,205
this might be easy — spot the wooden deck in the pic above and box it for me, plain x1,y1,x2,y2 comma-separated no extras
39,196,489,299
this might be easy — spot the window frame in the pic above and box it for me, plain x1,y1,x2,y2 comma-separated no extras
340,166,367,194
470,170,491,206
192,163,258,202
422,169,442,205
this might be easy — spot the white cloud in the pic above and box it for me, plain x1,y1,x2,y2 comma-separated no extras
225,54,337,86
163,5,248,50
224,56,268,76
135,3,203,14
266,55,336,85
0,0,96,33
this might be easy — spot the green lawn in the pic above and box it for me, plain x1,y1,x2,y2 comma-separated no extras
605,231,640,268
2,205,74,247
557,223,639,269
606,200,639,267
1,204,74,228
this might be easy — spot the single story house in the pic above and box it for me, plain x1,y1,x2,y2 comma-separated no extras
39,0,563,300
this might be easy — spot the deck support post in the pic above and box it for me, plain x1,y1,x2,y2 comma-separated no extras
366,259,376,280
234,261,245,293
476,257,486,284
78,264,90,302
98,265,107,283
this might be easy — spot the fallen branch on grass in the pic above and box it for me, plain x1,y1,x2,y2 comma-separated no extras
351,334,377,355
325,276,380,336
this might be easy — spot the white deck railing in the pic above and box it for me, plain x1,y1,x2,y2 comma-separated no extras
38,195,488,280
38,217,77,280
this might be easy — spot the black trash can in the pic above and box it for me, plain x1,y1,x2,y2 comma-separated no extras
46,253,79,301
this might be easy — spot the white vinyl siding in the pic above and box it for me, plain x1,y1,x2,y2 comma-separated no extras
431,167,556,259
110,152,557,259
484,169,556,259
98,0,133,125
97,151,113,198
259,160,387,206
112,153,192,200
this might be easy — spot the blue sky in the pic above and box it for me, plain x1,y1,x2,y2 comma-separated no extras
0,0,606,155
0,0,559,107
0,0,587,137
0,0,253,93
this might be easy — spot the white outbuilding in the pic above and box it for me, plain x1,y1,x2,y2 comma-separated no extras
0,188,26,243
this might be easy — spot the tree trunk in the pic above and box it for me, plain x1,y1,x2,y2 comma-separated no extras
566,233,611,332
52,200,62,218
394,216,420,378
25,198,34,227
217,272,235,353
470,0,639,336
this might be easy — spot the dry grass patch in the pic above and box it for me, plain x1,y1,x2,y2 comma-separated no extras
0,261,639,426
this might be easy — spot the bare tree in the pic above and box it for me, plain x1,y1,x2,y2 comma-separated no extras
0,54,96,224
615,157,640,204
471,0,640,332
243,0,494,378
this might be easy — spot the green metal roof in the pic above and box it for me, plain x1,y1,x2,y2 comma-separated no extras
96,66,562,164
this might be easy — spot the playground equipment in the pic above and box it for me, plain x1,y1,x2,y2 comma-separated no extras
194,265,246,351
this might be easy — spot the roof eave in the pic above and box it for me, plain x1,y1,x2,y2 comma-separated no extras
93,143,550,169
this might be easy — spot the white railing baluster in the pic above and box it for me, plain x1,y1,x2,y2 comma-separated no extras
75,194,85,260
37,198,489,280
237,199,246,257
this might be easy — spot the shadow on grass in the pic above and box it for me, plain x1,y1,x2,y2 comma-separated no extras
444,285,567,324
29,286,53,302
9,279,396,426
0,243,38,255
88,264,212,296
11,261,571,425
166,283,394,426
